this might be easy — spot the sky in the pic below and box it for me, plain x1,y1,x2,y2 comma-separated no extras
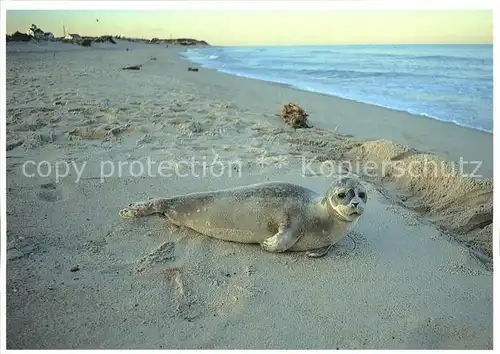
6,10,493,46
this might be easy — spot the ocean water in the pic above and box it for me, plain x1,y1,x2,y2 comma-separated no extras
181,45,493,133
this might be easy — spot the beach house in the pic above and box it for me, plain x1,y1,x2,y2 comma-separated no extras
64,33,81,40
26,27,45,40
44,32,55,41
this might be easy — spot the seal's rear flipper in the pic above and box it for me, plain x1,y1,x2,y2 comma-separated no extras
119,198,169,219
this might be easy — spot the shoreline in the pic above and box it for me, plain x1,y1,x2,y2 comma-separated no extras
185,57,494,134
179,46,493,135
6,41,492,349
176,47,493,178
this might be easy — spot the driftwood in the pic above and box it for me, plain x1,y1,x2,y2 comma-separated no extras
278,103,312,129
122,65,142,70
188,67,199,72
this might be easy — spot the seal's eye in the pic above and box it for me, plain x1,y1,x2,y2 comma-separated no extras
358,192,366,199
337,192,346,199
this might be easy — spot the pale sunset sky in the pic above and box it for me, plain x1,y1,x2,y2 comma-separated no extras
6,9,492,46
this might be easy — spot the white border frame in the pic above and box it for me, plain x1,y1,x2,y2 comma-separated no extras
2,0,497,11
1,1,496,353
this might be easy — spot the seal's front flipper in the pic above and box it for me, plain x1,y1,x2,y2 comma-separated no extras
306,245,332,258
119,198,169,219
261,228,301,253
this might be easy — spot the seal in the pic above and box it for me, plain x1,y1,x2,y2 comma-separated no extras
119,175,367,258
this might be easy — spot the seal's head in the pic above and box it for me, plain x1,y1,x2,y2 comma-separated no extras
323,175,367,222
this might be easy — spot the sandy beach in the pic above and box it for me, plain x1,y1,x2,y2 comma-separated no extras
5,40,493,349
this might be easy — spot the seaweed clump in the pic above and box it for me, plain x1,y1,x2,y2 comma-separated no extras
279,103,312,129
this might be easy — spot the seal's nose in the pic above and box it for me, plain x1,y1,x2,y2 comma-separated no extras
351,201,359,207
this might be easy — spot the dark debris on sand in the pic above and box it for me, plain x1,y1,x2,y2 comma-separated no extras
122,65,142,70
278,103,312,129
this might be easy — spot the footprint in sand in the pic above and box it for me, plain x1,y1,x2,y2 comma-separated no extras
132,242,204,321
37,182,70,202
163,267,204,322
132,239,252,322
135,241,176,273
